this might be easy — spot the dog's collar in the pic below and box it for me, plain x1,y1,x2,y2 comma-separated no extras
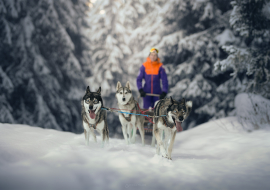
162,116,174,128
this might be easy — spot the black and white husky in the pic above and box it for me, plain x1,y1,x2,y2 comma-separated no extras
116,81,145,145
81,86,109,147
151,97,192,160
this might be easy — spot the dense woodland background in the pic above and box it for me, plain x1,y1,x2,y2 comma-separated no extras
0,0,269,136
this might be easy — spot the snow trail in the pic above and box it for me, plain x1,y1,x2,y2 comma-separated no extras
0,117,270,190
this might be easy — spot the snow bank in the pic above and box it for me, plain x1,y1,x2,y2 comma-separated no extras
235,93,270,131
0,118,270,190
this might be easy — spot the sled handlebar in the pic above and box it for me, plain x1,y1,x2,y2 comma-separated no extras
137,93,160,107
137,93,160,99
137,93,160,102
145,93,160,97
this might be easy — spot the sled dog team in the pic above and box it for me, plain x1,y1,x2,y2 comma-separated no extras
82,81,192,160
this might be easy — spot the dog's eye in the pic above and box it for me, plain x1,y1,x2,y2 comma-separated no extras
93,99,98,103
86,99,90,103
125,92,127,94
120,92,123,94
174,110,177,113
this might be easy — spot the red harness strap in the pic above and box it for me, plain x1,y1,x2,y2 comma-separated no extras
136,103,154,124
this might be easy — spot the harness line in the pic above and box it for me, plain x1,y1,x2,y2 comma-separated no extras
136,103,154,124
101,107,166,118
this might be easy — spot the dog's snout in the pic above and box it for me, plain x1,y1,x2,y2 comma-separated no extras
122,98,126,101
179,116,184,122
89,105,93,110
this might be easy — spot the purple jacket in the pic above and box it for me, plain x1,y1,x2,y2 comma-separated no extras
137,57,168,94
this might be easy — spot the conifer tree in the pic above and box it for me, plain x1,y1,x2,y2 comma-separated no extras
215,0,270,98
0,0,89,132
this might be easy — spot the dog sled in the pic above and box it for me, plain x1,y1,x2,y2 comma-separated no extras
101,93,161,135
137,93,160,135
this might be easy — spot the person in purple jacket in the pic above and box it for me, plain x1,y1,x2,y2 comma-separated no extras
137,48,168,109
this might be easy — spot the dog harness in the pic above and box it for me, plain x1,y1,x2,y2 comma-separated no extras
88,123,97,129
84,118,97,129
121,105,136,122
121,112,132,122
162,117,175,128
119,98,137,122
155,99,175,128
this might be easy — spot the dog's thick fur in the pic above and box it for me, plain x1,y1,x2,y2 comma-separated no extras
116,81,145,145
81,86,109,147
151,97,192,159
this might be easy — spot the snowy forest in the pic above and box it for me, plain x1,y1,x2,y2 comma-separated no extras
1,0,270,135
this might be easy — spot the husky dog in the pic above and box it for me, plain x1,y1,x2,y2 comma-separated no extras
151,97,192,160
81,86,109,147
116,81,145,145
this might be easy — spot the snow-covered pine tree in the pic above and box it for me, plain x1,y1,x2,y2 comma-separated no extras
215,0,270,98
0,0,90,132
213,0,270,131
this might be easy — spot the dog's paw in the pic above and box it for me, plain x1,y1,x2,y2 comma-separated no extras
162,154,169,159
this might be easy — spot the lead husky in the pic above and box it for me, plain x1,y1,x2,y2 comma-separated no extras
81,86,109,147
151,97,192,160
116,81,145,145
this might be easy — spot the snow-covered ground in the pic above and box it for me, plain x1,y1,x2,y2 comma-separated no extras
0,117,270,190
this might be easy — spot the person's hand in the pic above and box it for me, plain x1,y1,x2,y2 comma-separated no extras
139,89,146,97
160,92,167,99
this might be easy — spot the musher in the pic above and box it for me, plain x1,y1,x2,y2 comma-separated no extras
136,47,168,109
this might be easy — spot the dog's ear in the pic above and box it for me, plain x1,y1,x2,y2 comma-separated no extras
170,96,174,104
184,101,193,120
116,81,122,91
86,86,91,93
186,101,192,108
97,87,101,94
181,98,186,104
126,81,131,90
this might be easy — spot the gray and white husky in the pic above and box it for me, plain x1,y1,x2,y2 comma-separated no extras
116,81,145,145
151,97,192,160
81,86,109,147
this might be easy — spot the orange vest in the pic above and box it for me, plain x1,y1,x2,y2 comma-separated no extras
143,57,163,75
